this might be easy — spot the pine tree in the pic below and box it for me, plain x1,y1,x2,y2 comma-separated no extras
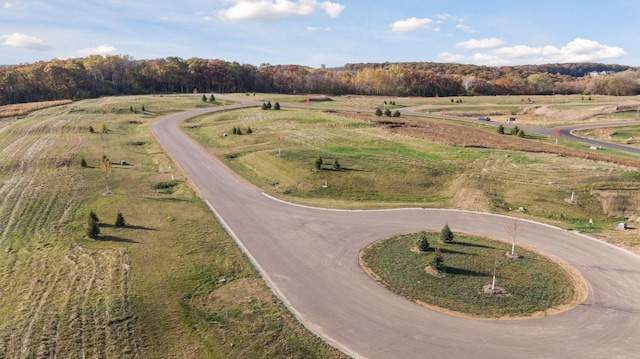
80,157,87,167
375,108,383,116
87,215,100,239
430,248,444,271
393,110,401,118
497,124,505,134
202,94,207,102
247,126,253,134
417,231,430,252
115,212,126,227
384,108,392,117
89,211,99,222
333,158,341,170
262,102,268,110
314,157,323,171
89,125,94,133
274,102,281,110
440,224,454,243
209,94,215,102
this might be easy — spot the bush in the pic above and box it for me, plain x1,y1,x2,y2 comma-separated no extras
314,157,323,170
247,126,253,134
375,108,383,116
417,231,430,252
262,102,268,110
209,94,215,102
384,108,392,117
393,110,401,118
430,248,444,271
517,130,525,137
274,102,281,110
497,124,505,134
115,212,126,227
440,224,454,243
89,125,94,133
80,157,87,167
87,216,100,239
511,126,520,136
333,158,341,170
201,94,207,102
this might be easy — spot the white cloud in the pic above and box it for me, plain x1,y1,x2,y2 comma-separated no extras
307,25,329,32
471,53,509,66
436,52,465,63
455,24,476,33
457,38,504,50
390,17,432,33
493,38,626,63
318,1,344,18
77,44,118,57
1,32,51,51
218,0,344,22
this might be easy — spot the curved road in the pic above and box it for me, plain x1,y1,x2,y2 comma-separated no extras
152,103,640,358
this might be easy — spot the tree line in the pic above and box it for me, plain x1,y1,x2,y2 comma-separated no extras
1,55,638,105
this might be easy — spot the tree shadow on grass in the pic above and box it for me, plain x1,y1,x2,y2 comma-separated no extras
98,235,139,244
439,248,475,256
445,267,487,277
455,242,494,249
99,224,155,231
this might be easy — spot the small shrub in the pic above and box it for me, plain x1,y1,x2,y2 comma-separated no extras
247,126,253,134
314,157,323,171
262,103,268,110
430,248,444,271
115,212,126,227
393,110,401,118
80,157,87,167
202,94,207,102
274,102,281,110
497,124,505,134
417,231,430,252
89,211,99,222
511,126,520,135
209,94,215,102
141,105,145,112
89,125,94,133
517,130,525,137
333,158,341,170
440,224,454,243
384,108,392,117
87,216,100,239
375,108,383,116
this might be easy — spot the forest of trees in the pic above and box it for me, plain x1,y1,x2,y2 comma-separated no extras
0,55,638,105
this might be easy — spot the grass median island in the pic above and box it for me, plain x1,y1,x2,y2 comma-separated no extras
360,232,582,318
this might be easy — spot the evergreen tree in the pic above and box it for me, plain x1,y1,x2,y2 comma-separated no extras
430,248,444,271
517,130,525,137
141,105,145,112
89,125,94,133
262,102,268,110
274,102,281,110
202,94,207,102
210,94,215,102
80,157,87,167
497,124,505,134
511,126,520,135
384,108,392,117
375,108,383,116
236,127,242,135
333,158,341,170
267,101,272,109
115,212,126,227
247,126,253,134
393,110,401,118
232,127,237,135
314,157,323,170
417,231,430,252
440,224,454,243
87,215,100,239
89,211,99,222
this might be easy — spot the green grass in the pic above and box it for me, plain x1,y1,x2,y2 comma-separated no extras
0,95,346,358
361,232,579,318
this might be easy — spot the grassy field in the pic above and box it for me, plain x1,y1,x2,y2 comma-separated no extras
0,96,346,358
360,232,581,318
574,125,640,148
1,93,638,358
182,102,640,250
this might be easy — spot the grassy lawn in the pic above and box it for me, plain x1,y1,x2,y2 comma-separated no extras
360,232,581,318
182,107,638,241
0,95,346,358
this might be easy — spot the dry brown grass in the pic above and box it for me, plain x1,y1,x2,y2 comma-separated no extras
0,100,72,119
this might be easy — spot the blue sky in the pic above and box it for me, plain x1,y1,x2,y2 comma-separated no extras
1,0,639,68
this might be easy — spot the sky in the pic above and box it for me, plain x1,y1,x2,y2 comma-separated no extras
1,0,640,68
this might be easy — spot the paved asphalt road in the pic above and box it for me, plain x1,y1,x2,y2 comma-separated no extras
152,100,640,359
